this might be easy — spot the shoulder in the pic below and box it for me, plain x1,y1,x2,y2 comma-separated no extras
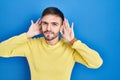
60,38,71,47
27,37,44,44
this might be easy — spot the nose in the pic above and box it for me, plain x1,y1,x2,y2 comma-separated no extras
46,24,51,31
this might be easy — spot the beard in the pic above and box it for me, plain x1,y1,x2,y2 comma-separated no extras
43,30,59,41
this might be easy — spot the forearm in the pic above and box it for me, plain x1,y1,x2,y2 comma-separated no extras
0,33,28,57
72,40,103,68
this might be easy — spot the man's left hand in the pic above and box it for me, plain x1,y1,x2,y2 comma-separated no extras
60,19,75,42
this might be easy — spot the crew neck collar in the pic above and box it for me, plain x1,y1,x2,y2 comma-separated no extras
42,37,63,48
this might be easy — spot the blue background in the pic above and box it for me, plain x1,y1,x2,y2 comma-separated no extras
0,0,120,80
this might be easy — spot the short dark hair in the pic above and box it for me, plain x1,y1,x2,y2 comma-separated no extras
42,7,64,22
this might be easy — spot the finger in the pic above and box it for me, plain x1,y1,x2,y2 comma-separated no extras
71,22,74,31
63,21,67,33
65,19,71,32
31,20,34,24
38,19,41,25
66,19,70,28
36,18,41,24
64,19,69,31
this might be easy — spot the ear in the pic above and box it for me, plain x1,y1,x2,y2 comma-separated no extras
60,25,64,35
39,22,43,34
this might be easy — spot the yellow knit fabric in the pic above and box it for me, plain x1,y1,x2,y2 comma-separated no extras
0,33,103,80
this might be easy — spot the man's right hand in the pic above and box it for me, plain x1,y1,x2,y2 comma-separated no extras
26,18,42,38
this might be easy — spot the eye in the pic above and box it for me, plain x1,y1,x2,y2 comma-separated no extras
42,22,47,25
52,22,58,26
41,21,48,26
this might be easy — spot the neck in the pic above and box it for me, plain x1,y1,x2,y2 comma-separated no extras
46,36,60,45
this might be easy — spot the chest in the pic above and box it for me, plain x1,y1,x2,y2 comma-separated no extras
29,45,74,72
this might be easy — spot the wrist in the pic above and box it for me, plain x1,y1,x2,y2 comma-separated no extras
69,38,77,45
26,32,33,38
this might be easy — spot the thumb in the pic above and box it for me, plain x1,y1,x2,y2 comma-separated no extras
31,20,34,24
71,22,74,30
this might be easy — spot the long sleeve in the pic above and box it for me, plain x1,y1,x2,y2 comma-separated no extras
0,33,28,57
72,40,103,69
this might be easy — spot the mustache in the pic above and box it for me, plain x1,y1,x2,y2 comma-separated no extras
43,30,54,34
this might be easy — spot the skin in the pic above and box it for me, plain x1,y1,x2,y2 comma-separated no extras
41,14,62,45
26,14,75,45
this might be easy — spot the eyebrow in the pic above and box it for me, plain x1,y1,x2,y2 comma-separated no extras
51,22,59,25
41,21,48,24
41,21,59,25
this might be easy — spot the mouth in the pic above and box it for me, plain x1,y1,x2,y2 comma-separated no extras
44,31,54,35
44,32,54,36
46,32,52,34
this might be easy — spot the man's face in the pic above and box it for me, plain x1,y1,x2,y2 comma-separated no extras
41,14,63,41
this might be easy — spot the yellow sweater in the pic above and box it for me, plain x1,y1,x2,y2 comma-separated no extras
0,33,103,80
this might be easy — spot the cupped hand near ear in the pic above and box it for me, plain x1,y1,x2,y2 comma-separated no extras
60,19,75,42
26,18,42,38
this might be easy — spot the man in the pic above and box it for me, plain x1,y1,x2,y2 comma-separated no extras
0,7,103,80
